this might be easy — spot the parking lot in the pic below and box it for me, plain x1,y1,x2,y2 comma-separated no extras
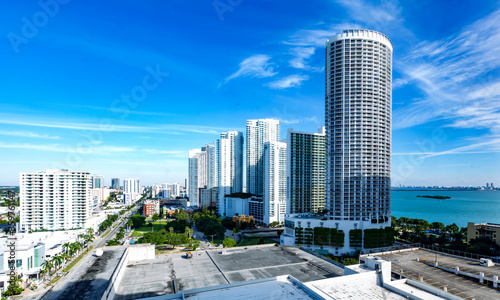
371,249,500,300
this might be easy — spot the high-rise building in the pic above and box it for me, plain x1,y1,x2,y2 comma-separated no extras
123,178,141,195
263,141,287,225
325,29,392,222
246,119,280,196
286,127,326,215
111,178,120,190
188,144,217,207
188,149,203,206
91,175,104,189
166,183,180,198
217,131,244,215
282,30,393,255
20,169,92,231
200,143,217,190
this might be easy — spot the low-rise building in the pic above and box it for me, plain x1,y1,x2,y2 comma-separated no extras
143,200,159,218
467,222,500,246
232,215,254,227
0,242,45,291
281,213,392,256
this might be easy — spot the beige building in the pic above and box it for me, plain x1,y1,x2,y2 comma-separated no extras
467,222,500,246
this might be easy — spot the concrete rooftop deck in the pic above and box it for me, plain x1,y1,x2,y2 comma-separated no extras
115,245,344,300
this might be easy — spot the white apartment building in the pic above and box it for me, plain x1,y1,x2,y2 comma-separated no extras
166,183,180,198
263,141,287,225
246,119,280,196
199,144,217,190
217,131,244,216
90,188,111,210
286,127,326,214
123,178,140,201
189,144,217,207
20,169,92,232
283,29,393,255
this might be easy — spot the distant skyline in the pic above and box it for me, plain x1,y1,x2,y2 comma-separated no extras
0,0,499,186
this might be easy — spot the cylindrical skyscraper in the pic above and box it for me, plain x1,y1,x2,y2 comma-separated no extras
325,30,392,224
281,29,393,255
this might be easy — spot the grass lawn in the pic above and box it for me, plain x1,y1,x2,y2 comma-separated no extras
48,276,62,286
101,229,112,239
131,221,167,237
238,236,277,246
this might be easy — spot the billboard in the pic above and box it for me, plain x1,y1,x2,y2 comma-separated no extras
124,193,131,205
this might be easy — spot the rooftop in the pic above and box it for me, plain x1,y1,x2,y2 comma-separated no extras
115,245,344,299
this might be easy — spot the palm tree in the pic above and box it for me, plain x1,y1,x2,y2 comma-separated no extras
87,233,95,244
63,242,72,254
126,219,133,232
61,252,70,265
86,227,94,236
72,242,82,256
40,260,53,279
51,255,63,271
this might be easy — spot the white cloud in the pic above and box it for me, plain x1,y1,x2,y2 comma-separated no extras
0,130,60,139
288,47,323,71
285,23,361,47
224,54,277,83
265,75,309,89
393,78,409,89
0,115,228,135
335,0,403,27
279,116,320,125
394,8,500,132
0,142,188,157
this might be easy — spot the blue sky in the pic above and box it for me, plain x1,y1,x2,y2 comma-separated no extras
0,0,499,187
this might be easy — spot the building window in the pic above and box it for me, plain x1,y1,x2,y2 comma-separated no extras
16,259,22,267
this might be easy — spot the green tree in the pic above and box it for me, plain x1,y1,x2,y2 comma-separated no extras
3,275,23,296
40,260,53,278
431,222,445,232
269,221,280,228
342,257,359,266
131,214,146,228
126,219,133,231
223,238,236,248
152,213,160,222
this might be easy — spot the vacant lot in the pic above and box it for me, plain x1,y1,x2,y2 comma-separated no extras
131,221,167,237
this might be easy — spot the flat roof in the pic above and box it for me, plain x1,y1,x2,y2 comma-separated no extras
139,276,316,300
45,246,126,300
367,248,500,300
306,272,405,300
115,245,344,300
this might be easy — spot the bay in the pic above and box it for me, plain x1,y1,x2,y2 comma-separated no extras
391,190,500,228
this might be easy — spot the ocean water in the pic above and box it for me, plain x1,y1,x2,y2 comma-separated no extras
391,190,500,228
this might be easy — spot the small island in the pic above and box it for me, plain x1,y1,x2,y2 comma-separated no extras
417,195,451,200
